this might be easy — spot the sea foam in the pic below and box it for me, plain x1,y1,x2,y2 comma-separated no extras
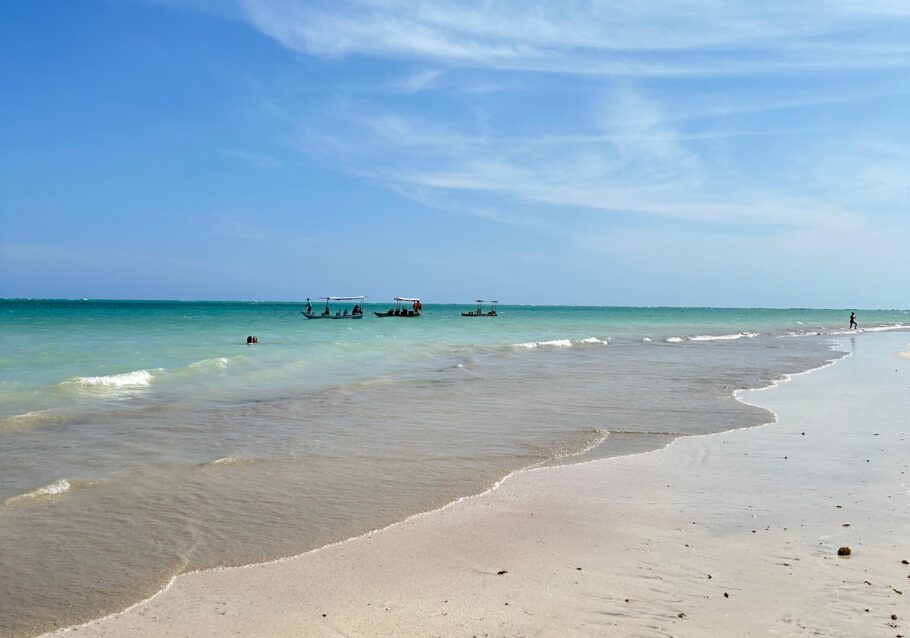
0,410,60,430
689,332,759,341
188,357,230,370
67,369,155,390
202,455,254,469
513,339,574,348
3,478,104,507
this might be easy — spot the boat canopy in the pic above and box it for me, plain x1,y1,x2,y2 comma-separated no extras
321,296,365,301
394,297,421,302
475,300,498,303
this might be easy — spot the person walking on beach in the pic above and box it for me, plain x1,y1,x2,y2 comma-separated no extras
849,311,857,330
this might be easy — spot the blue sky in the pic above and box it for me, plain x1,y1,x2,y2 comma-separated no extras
1,0,908,306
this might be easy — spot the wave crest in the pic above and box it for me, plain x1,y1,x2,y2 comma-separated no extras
63,369,156,393
202,455,253,468
667,333,758,343
3,478,104,506
188,357,230,370
513,339,574,349
0,410,61,431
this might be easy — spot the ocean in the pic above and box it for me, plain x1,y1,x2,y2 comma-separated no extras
1,300,907,637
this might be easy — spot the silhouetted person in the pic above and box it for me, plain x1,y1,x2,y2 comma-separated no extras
246,336,253,345
305,298,312,314
849,312,857,330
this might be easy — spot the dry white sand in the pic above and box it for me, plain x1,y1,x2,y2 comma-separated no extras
52,332,910,637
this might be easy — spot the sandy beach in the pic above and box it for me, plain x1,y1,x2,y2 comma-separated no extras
49,332,909,637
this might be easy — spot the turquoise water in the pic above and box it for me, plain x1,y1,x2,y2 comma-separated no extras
0,300,907,637
2,300,907,417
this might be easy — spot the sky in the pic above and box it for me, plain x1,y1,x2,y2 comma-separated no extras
1,0,908,307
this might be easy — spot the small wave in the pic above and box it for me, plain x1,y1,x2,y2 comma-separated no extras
576,337,608,345
3,478,104,506
856,324,909,333
202,455,253,468
642,337,652,342
62,369,156,393
782,323,909,338
188,357,230,370
665,337,684,343
689,332,758,341
513,339,574,348
0,409,61,430
553,427,609,460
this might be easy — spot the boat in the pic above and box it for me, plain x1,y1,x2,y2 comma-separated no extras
375,297,422,318
461,300,498,317
302,296,366,319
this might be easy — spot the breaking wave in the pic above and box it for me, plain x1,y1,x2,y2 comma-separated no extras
62,369,156,393
689,332,759,341
512,337,607,349
667,333,758,343
513,339,574,348
188,357,230,370
0,409,62,431
56,357,237,396
3,478,104,507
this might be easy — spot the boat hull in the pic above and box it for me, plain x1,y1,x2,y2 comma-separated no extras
374,311,421,318
303,312,363,320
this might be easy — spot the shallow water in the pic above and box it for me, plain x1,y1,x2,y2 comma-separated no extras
0,301,907,636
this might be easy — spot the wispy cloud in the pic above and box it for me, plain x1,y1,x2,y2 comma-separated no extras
289,88,868,230
222,149,285,169
238,0,910,76
393,68,443,93
226,1,906,236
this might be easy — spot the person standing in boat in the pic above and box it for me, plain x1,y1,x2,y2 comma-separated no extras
305,298,312,315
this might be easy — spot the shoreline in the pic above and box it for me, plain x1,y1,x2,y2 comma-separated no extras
38,342,848,637
37,333,906,637
3,328,843,637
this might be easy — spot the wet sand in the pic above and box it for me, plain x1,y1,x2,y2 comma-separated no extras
48,332,909,637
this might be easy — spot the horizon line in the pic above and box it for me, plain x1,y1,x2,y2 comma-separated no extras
0,298,905,312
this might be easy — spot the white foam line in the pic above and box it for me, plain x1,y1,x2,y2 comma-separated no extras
731,354,846,421
778,324,910,338
45,335,859,637
4,479,71,506
48,555,190,636
526,346,850,473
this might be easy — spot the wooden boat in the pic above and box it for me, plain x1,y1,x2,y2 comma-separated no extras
461,300,498,317
375,297,422,318
303,296,366,320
